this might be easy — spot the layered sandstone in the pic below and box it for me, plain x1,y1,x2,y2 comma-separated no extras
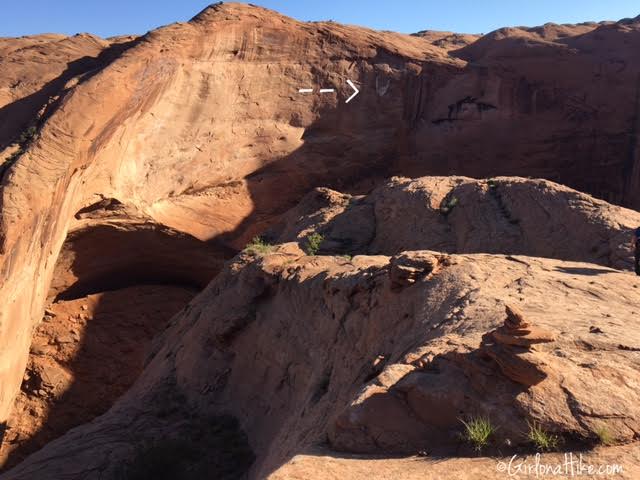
0,33,137,152
0,3,639,479
2,246,638,479
271,176,640,270
1,6,639,423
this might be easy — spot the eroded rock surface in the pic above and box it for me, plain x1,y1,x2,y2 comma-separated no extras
2,245,638,479
0,34,137,152
1,4,640,425
0,285,194,469
0,3,639,479
272,176,640,271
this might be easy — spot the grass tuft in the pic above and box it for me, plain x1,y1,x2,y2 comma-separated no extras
439,195,459,216
18,125,37,145
594,424,615,446
244,236,273,256
460,416,495,452
527,422,560,451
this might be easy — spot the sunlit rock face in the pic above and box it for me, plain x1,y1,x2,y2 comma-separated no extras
0,3,639,479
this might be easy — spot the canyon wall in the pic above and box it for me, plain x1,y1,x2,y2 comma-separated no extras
0,1,639,452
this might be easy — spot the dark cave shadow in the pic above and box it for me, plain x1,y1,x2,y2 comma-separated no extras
1,223,228,472
0,285,198,471
51,224,232,301
554,266,618,276
0,37,140,151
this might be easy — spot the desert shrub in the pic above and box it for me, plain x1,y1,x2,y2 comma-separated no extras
18,125,37,145
0,149,22,179
4,149,23,165
305,232,324,256
439,195,459,216
1,125,39,178
594,424,615,446
244,236,273,255
460,416,495,451
527,422,560,451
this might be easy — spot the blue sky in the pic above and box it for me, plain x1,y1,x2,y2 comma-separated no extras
0,0,638,38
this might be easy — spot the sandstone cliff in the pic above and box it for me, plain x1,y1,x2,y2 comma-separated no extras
1,4,639,427
0,3,639,479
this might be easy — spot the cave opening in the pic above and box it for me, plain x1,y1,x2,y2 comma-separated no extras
0,222,231,471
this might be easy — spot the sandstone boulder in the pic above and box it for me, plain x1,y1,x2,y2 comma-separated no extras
388,252,441,290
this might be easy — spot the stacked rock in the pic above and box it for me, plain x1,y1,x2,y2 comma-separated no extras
485,305,556,386
492,305,556,347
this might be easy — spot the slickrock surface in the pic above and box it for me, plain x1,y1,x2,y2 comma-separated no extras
1,5,639,423
0,33,137,152
1,246,638,479
268,445,640,480
272,176,640,270
411,30,482,50
0,3,639,478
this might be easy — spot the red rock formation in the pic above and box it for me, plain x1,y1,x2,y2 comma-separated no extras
0,3,639,479
491,305,556,347
272,176,640,270
484,305,557,386
1,245,637,479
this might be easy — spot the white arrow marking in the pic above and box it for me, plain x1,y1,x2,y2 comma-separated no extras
298,88,313,93
319,88,335,93
345,79,360,104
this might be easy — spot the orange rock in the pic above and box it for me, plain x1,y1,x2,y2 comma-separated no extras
505,304,530,329
492,305,556,346
485,344,549,386
492,326,556,346
0,3,639,478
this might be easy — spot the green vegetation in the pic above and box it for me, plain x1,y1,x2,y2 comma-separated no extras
460,416,495,452
439,195,459,216
1,125,39,178
244,236,273,255
594,424,615,446
4,149,23,166
305,232,324,256
527,422,560,451
18,126,37,145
